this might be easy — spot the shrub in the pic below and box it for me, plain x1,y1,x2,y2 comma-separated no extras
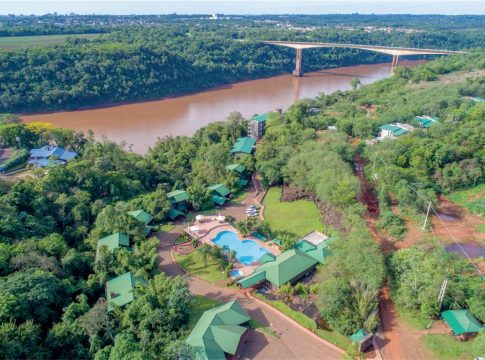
0,149,28,172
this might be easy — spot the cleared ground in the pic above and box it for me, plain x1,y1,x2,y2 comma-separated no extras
0,33,101,50
262,187,323,238
447,184,485,217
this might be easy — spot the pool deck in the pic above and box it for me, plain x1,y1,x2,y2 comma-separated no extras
186,216,280,276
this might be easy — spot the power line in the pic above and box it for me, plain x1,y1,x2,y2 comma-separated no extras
370,147,483,277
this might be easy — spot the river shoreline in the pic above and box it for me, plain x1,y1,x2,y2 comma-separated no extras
23,60,425,153
20,60,403,116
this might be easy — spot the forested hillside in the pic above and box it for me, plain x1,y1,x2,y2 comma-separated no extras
1,14,484,113
255,50,484,337
0,48,484,357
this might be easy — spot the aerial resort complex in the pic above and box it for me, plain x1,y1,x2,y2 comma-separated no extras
0,6,484,360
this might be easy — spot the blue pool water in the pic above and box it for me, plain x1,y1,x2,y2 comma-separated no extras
230,269,243,278
212,230,269,265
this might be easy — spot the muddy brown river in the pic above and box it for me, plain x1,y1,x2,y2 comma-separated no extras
23,60,424,153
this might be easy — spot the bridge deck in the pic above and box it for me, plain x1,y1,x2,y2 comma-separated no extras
262,41,466,56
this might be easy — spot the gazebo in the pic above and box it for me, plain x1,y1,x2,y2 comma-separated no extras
441,309,483,340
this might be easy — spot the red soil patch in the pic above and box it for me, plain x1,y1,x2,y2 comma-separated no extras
354,155,429,359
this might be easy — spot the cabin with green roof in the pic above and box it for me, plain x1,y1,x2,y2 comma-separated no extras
230,137,256,156
167,189,189,208
378,124,408,139
106,272,136,311
207,184,231,206
471,96,485,103
167,189,189,220
238,239,333,289
349,329,373,352
225,163,246,176
441,309,482,338
414,115,438,128
248,112,269,140
226,164,249,188
128,210,154,236
96,233,130,261
186,300,251,360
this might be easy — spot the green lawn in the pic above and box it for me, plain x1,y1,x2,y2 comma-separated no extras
0,33,101,50
262,187,323,238
447,184,485,217
231,188,249,204
188,295,221,329
475,224,485,233
395,307,430,330
422,333,485,359
175,251,226,284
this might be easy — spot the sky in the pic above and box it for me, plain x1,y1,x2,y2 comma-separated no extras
1,1,485,15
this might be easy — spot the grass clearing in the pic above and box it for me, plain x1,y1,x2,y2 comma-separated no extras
188,295,221,329
395,306,430,330
160,223,176,232
421,333,484,359
262,187,323,238
447,184,485,217
231,188,249,204
0,33,101,50
175,251,226,284
475,224,485,233
254,294,357,355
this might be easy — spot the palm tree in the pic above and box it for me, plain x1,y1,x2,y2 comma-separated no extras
191,238,201,248
197,244,212,267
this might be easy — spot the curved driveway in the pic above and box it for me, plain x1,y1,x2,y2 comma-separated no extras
158,229,343,360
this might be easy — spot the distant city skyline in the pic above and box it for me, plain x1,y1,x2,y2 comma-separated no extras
1,1,485,16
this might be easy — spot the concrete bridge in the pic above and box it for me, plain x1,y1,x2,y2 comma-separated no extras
263,41,466,76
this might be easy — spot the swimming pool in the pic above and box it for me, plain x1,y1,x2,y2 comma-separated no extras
212,230,269,265
230,269,243,278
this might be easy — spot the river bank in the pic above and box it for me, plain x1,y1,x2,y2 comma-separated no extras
23,60,425,153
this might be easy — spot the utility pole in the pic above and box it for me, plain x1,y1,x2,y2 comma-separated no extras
422,201,432,230
438,278,448,311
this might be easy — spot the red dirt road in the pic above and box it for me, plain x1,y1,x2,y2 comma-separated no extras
355,156,430,360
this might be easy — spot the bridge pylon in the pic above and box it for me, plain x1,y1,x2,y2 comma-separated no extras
292,48,303,77
391,55,400,73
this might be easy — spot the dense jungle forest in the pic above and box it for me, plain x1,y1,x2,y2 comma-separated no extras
0,48,484,357
0,14,484,113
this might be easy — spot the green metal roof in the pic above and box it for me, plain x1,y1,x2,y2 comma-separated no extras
441,310,483,335
96,233,130,261
251,113,269,123
208,184,231,197
294,239,317,252
236,179,249,187
210,195,227,206
167,189,189,203
128,210,154,225
186,300,251,360
225,163,246,174
168,208,186,220
379,124,407,136
471,97,485,103
258,252,276,264
304,239,334,263
415,116,438,128
230,137,256,155
238,249,319,288
106,272,135,311
349,329,370,344
239,239,334,288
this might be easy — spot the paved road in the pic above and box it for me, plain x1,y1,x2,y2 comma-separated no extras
158,229,343,360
